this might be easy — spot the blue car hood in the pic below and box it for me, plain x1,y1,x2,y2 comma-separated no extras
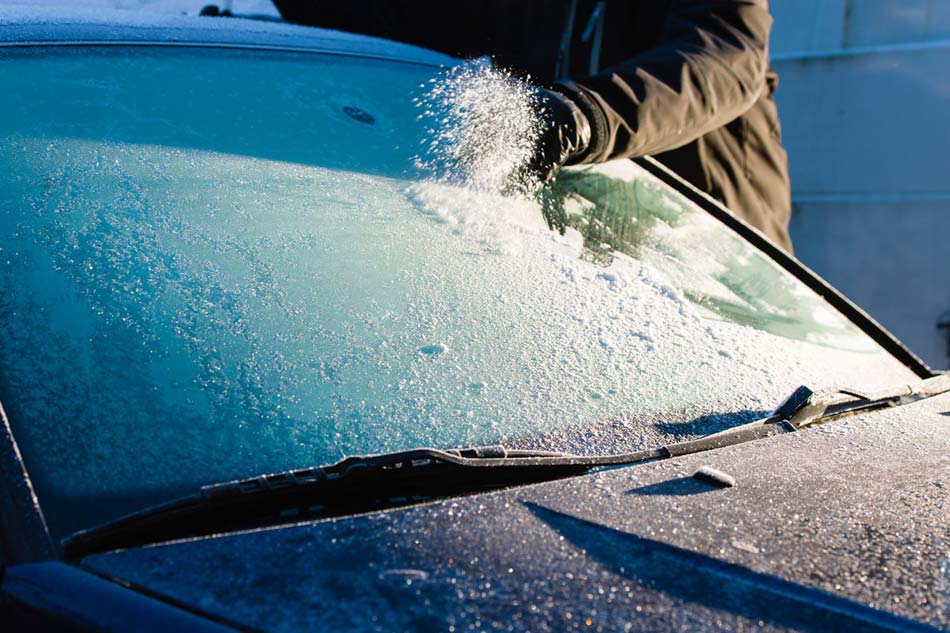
81,392,950,632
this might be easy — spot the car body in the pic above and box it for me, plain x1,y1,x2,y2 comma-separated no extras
1,8,948,633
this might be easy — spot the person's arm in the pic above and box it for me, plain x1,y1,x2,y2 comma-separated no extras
555,0,773,164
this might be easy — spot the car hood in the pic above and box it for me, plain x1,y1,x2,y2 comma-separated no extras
81,391,950,632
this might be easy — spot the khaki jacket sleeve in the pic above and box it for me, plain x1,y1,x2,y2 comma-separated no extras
556,0,773,163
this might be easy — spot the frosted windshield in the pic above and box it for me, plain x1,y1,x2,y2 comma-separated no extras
0,48,916,541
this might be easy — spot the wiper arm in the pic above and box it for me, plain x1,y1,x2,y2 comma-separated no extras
62,375,949,561
743,373,950,432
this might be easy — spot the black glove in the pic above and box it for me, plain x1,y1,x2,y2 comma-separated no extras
528,87,592,184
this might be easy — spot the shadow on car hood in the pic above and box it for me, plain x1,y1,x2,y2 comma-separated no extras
81,392,950,632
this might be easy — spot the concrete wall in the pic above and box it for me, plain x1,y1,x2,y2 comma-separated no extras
770,0,950,369
770,0,847,53
842,1,950,47
771,0,950,53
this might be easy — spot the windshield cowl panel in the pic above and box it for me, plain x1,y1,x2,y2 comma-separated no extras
0,46,917,543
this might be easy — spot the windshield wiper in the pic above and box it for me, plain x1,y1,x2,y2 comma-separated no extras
62,374,949,561
60,429,776,561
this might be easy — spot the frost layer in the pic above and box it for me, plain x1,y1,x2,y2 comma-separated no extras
0,48,917,540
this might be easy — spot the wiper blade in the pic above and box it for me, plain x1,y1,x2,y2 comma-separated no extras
62,375,949,561
60,445,641,561
61,427,785,561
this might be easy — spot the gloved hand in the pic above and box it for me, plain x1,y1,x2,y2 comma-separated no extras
527,87,592,184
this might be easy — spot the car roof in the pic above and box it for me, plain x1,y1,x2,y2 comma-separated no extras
0,7,456,67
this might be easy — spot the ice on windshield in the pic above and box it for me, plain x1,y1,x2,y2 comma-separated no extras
0,48,916,540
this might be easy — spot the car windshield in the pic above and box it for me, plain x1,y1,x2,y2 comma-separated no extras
0,46,917,543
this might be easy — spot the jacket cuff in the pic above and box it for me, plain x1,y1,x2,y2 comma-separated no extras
550,79,609,164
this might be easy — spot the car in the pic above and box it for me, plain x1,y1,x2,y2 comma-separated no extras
1,8,948,633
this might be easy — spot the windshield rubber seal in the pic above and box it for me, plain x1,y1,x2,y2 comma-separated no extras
632,156,934,379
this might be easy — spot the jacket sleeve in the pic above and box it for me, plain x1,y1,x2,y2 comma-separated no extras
555,0,773,163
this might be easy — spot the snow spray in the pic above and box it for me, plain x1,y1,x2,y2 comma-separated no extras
413,60,544,196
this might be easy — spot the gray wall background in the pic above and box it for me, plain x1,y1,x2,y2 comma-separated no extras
769,0,950,369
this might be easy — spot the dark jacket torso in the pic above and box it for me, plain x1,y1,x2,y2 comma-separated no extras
275,0,792,251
